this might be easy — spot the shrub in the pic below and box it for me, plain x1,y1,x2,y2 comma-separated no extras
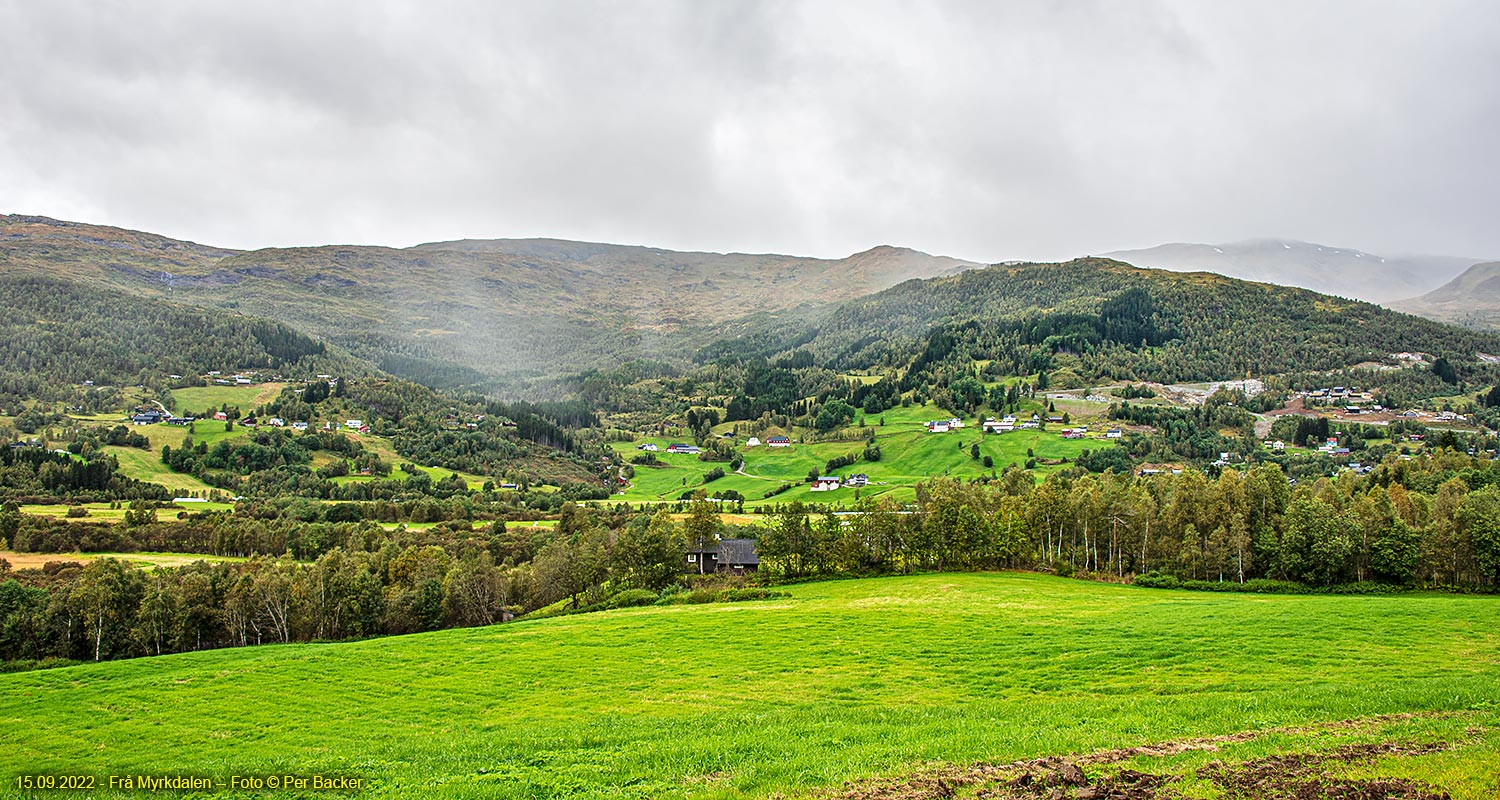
1132,571,1179,589
602,589,659,609
717,588,790,602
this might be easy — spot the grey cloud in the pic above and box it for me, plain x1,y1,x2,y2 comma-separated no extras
1,1,1497,261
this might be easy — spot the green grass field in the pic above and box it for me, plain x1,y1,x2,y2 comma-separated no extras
170,383,287,414
611,403,1106,507
21,500,235,523
100,446,222,495
1,573,1495,798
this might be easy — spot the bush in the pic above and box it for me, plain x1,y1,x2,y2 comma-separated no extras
1132,573,1311,594
64,506,89,518
717,588,790,602
0,658,84,673
601,589,659,609
1132,571,1179,589
657,587,791,605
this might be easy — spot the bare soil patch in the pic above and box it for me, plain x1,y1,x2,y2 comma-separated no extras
826,715,1465,800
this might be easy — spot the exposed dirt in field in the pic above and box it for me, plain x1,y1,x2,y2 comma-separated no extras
1197,741,1454,800
826,715,1465,800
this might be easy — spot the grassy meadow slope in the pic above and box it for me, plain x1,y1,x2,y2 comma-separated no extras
611,402,1096,507
2,573,1496,798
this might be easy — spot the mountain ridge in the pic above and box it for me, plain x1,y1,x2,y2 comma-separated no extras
1099,238,1481,303
0,214,977,395
1389,261,1500,330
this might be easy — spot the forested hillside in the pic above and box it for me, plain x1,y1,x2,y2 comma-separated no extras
704,258,1500,385
0,274,333,406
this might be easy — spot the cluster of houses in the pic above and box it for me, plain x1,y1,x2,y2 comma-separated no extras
632,442,704,455
977,414,1121,440
130,407,324,432
205,370,260,387
637,433,796,454
1302,386,1379,410
982,415,1020,433
925,418,965,433
740,435,791,447
810,473,870,492
1317,437,1352,456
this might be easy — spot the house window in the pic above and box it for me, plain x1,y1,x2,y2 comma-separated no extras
686,555,696,563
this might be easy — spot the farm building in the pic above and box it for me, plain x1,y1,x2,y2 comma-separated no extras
810,476,842,491
925,421,950,433
745,437,762,447
767,435,791,447
637,443,659,451
685,537,760,574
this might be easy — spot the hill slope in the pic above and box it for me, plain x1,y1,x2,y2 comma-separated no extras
0,273,335,398
0,215,975,394
1390,261,1500,329
1100,238,1478,303
0,573,1494,799
705,258,1500,383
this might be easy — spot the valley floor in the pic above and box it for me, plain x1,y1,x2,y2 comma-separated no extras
1,573,1496,798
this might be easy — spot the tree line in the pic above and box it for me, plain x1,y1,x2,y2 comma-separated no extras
755,456,1500,589
0,502,699,665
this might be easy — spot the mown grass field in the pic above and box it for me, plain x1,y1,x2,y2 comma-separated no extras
611,402,1104,507
1,574,1495,798
170,383,287,413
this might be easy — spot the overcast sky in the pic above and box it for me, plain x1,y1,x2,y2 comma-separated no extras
2,1,1497,262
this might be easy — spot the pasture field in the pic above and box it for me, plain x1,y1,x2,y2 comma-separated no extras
20,500,235,523
99,446,221,495
170,382,288,413
0,550,247,570
611,403,1106,506
0,573,1496,798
